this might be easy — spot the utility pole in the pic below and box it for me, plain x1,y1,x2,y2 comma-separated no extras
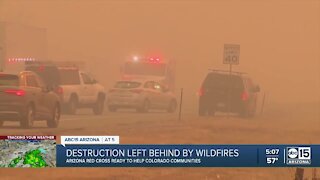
0,0,5,21
0,46,3,72
0,0,5,72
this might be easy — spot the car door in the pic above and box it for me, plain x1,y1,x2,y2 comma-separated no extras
86,73,99,103
159,83,172,108
35,74,54,117
153,82,167,108
143,81,158,108
25,73,46,118
229,76,244,109
80,73,93,104
244,78,257,111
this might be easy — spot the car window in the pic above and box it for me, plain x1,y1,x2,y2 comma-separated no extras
26,65,61,86
20,74,26,86
204,74,226,88
58,69,81,85
204,73,244,90
233,77,244,90
246,78,254,89
26,75,39,87
0,74,19,86
81,73,92,84
35,75,46,88
144,81,154,89
115,81,141,88
247,79,253,88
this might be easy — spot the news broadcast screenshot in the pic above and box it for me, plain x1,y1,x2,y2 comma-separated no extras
0,0,319,179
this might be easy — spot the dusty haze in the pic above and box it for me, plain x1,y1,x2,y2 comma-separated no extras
0,1,320,179
0,0,319,106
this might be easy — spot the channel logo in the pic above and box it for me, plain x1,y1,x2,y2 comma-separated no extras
286,147,311,165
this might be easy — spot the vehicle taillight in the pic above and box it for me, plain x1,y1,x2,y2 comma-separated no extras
130,89,142,94
38,65,45,72
198,87,204,96
241,92,249,101
109,89,116,93
5,89,25,96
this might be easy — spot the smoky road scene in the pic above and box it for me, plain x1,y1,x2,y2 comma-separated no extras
0,0,319,179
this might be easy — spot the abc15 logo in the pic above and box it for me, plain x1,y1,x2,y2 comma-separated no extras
287,147,311,160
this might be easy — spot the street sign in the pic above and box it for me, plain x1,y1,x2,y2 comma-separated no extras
223,44,240,118
223,44,240,65
0,46,3,72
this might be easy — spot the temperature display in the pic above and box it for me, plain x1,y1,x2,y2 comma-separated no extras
265,148,281,165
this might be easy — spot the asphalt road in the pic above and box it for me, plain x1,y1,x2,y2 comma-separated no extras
0,103,319,180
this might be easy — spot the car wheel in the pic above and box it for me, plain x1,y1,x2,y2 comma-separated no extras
108,106,117,112
247,108,256,118
246,105,255,117
167,100,177,113
248,100,257,118
67,97,78,115
199,107,207,116
93,98,105,115
20,105,34,128
208,108,215,116
137,99,150,113
240,112,249,118
198,102,207,116
47,104,60,128
248,112,255,118
239,108,250,118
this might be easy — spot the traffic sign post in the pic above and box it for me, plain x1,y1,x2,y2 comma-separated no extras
223,44,240,117
0,46,3,72
223,44,240,64
223,44,240,73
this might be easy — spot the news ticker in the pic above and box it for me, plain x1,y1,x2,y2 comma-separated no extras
0,135,320,168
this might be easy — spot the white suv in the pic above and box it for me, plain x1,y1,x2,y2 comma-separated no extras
108,80,177,113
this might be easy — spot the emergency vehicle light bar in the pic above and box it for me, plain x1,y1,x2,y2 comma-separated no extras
25,60,85,69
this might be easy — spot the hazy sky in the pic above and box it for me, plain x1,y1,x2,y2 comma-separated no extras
0,0,319,104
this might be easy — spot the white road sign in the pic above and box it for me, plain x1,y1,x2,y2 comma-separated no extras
223,44,240,65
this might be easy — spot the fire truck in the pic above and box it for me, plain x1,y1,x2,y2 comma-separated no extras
121,56,176,92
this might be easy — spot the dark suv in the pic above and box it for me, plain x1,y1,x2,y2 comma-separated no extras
0,71,61,128
198,70,260,117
